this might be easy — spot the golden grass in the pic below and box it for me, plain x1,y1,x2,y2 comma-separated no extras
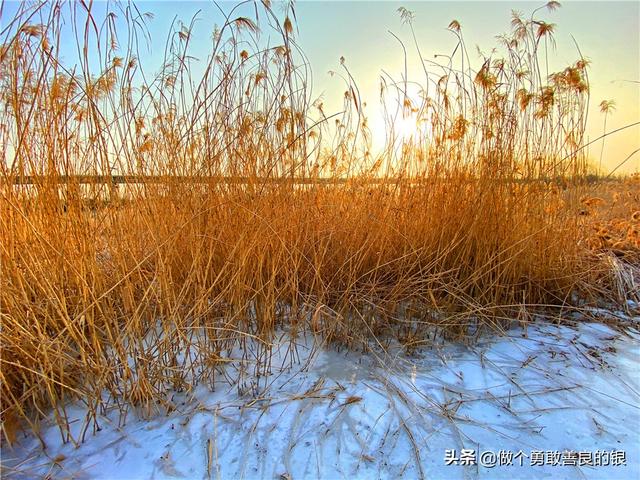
0,1,637,443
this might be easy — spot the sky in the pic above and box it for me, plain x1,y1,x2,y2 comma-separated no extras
3,0,639,173
294,1,640,172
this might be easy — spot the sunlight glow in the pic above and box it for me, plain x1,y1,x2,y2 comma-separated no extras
393,114,421,143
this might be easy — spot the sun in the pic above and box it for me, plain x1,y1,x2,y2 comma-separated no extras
394,114,420,143
370,101,427,150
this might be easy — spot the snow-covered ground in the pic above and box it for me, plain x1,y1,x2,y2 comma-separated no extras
2,318,639,480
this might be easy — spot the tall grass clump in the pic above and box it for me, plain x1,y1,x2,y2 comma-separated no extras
0,0,633,443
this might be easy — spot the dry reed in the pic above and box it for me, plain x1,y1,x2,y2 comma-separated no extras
0,1,637,444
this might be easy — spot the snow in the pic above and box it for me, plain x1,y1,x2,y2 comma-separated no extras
2,319,639,480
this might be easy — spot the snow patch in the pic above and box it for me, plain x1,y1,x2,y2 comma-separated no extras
2,320,639,480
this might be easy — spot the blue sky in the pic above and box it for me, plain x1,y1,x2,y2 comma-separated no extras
3,1,638,172
295,1,639,171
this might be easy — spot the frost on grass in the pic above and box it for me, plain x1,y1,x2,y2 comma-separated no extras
2,318,638,480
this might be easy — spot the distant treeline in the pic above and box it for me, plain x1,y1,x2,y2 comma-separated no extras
3,174,627,186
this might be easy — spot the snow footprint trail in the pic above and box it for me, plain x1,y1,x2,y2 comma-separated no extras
2,320,639,480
